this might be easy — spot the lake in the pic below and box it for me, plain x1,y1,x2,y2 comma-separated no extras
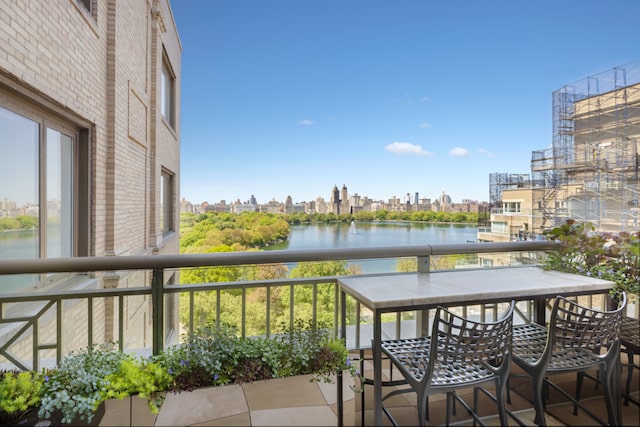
0,221,479,291
265,221,478,273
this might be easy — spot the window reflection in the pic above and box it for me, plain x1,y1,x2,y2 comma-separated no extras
46,128,73,258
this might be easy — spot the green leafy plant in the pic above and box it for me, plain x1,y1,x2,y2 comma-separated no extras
274,319,356,382
38,342,130,424
543,220,639,301
101,358,172,414
154,319,360,393
0,370,44,423
28,320,359,424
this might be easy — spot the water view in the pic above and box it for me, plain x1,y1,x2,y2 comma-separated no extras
0,229,39,292
0,221,479,291
265,221,478,273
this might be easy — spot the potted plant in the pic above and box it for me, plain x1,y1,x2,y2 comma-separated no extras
152,319,359,426
0,370,44,426
29,320,358,425
37,342,132,425
543,220,639,302
100,355,172,425
154,319,358,391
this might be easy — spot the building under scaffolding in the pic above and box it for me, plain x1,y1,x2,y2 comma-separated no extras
531,61,640,232
489,173,531,206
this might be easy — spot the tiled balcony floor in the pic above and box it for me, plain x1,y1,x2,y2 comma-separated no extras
355,349,640,426
97,349,639,426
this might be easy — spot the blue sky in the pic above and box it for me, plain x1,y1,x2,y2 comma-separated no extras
171,0,639,205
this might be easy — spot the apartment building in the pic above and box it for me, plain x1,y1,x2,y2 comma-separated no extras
532,62,640,233
0,0,181,356
481,62,640,245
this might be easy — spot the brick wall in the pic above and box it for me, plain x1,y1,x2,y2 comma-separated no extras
0,0,181,365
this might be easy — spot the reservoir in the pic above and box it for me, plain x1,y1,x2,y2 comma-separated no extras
265,221,478,273
1,221,479,291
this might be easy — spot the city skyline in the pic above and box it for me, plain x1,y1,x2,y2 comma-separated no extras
181,184,475,206
171,1,639,205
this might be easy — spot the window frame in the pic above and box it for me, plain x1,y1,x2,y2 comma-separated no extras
0,88,90,288
503,201,522,214
160,52,176,129
160,168,175,236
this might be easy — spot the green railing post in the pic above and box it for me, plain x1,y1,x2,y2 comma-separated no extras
152,268,164,356
416,255,431,337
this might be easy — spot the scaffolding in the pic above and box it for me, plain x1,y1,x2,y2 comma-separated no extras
531,61,640,232
489,173,531,206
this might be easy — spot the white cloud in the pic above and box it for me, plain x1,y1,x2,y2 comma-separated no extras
298,119,315,126
449,147,470,157
385,142,434,157
419,97,431,103
478,148,495,157
419,123,431,129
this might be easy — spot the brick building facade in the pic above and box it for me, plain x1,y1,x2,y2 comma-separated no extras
0,0,181,358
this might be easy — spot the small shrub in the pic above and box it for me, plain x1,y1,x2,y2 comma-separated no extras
101,358,172,414
0,370,44,422
543,220,639,301
38,342,129,424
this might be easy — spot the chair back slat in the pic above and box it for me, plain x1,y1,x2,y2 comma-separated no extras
551,293,626,352
428,302,514,381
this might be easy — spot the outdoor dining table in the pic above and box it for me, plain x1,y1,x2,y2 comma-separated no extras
338,265,617,426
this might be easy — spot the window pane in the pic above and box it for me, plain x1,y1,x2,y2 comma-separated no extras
160,173,165,232
160,171,173,234
46,128,73,258
0,106,39,291
161,60,174,126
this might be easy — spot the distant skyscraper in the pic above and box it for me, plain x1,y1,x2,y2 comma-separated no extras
331,185,341,214
341,184,350,214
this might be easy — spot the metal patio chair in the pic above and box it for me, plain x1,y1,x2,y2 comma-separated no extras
575,314,640,409
380,301,515,427
620,315,640,407
512,293,626,426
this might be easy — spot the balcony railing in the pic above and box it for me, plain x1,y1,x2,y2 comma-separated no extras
0,241,558,371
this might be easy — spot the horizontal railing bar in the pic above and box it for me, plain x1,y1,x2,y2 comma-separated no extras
164,276,340,293
0,241,556,275
0,287,151,303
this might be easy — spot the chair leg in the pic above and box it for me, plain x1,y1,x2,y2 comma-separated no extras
445,392,453,426
473,388,480,427
359,349,365,427
602,362,620,427
624,348,633,407
496,377,509,427
451,391,457,416
417,391,428,427
532,376,547,426
573,371,585,416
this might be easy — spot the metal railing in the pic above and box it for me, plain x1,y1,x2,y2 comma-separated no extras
0,241,556,371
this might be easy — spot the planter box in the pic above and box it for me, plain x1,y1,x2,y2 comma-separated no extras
98,396,157,427
46,396,154,427
155,372,356,426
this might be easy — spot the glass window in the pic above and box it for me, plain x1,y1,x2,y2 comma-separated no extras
0,104,85,292
46,129,74,258
161,55,175,128
160,169,174,235
0,107,39,263
491,221,508,233
503,202,521,214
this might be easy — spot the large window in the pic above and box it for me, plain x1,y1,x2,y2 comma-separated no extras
0,103,87,291
161,54,175,129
